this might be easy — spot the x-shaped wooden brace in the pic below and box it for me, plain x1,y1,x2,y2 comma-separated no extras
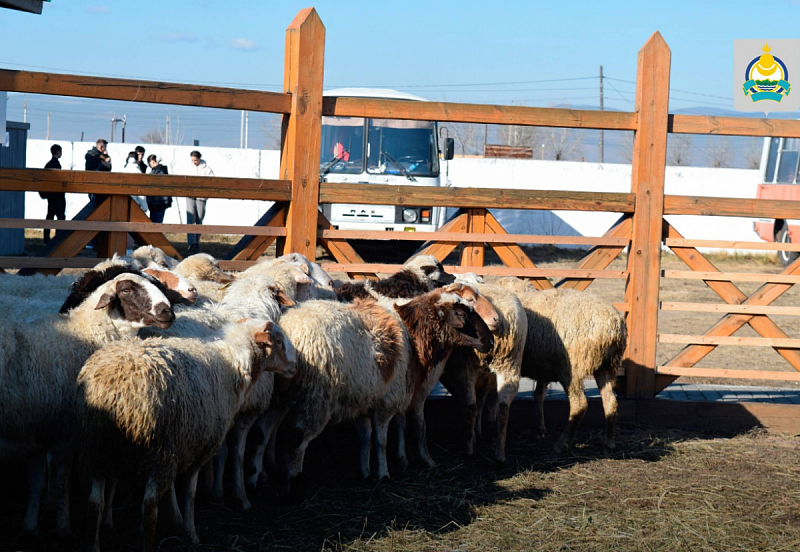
656,221,800,393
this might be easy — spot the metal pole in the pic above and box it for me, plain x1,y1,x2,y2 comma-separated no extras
166,114,171,146
46,111,50,140
122,114,126,143
23,100,27,124
599,65,604,163
240,110,245,148
110,117,114,143
245,111,249,149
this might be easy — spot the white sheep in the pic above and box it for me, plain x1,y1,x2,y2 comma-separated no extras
496,277,627,453
0,273,175,538
131,244,179,270
240,257,316,301
77,318,296,552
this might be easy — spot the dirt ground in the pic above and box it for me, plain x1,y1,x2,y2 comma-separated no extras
3,425,798,552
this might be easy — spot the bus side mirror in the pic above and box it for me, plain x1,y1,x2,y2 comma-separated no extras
443,138,455,161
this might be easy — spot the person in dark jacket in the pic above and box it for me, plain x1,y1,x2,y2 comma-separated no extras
145,154,172,224
135,145,147,173
85,139,111,172
41,144,66,244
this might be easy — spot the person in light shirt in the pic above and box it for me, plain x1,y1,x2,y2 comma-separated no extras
185,150,214,252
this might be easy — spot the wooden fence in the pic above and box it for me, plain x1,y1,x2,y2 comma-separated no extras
2,7,800,406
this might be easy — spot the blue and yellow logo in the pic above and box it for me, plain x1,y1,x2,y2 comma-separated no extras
743,43,791,102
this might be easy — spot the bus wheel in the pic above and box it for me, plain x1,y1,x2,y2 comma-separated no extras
776,226,799,267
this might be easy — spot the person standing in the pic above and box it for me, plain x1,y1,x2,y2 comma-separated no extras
85,138,111,204
185,150,214,252
123,152,149,213
145,154,172,224
40,144,66,244
135,145,147,173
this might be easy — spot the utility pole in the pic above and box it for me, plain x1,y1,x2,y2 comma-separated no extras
245,111,249,149
599,65,604,163
23,100,27,124
46,111,50,140
240,110,245,148
110,116,122,142
121,114,127,143
166,114,171,145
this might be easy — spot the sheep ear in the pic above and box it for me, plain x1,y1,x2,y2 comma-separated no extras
208,270,234,284
94,291,116,310
442,307,466,329
254,330,274,347
142,268,177,289
271,285,296,307
263,320,276,332
294,272,313,284
298,263,310,275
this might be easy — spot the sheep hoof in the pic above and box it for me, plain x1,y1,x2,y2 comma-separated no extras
534,428,546,440
231,496,252,512
396,457,409,473
553,440,570,455
603,443,616,456
185,531,200,546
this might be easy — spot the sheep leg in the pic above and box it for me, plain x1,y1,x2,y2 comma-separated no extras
247,404,290,487
474,384,489,439
533,380,549,439
393,413,409,473
86,475,106,552
211,439,228,502
22,451,47,536
462,383,479,456
244,412,271,490
141,472,172,552
52,452,74,539
180,470,201,546
409,399,436,469
354,415,373,480
163,483,184,536
372,412,393,481
229,416,258,512
554,378,588,454
199,461,214,497
595,367,618,454
494,375,519,464
101,477,118,530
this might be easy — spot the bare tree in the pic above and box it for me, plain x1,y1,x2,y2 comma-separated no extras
706,136,732,168
545,127,584,161
142,115,185,146
668,134,693,166
448,123,482,156
140,128,166,144
616,131,634,163
743,137,763,169
497,124,540,149
259,117,282,150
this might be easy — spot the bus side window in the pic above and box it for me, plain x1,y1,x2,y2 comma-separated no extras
765,137,780,183
777,138,800,183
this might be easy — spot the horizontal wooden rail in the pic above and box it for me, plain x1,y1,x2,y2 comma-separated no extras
662,270,800,284
320,229,629,246
666,238,800,252
670,113,800,139
0,168,292,201
661,301,800,316
0,69,292,114
657,366,800,382
665,195,800,219
659,334,800,348
320,183,635,212
0,257,109,269
323,96,638,130
0,218,286,236
319,262,627,279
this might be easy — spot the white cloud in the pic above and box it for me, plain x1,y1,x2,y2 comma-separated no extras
85,6,110,14
230,38,259,51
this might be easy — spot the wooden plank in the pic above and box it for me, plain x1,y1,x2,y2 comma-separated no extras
0,168,292,201
319,228,629,245
656,366,800,381
323,96,638,131
320,263,627,278
281,8,325,259
670,113,800,139
663,270,800,284
665,238,800,252
662,222,800,387
0,218,286,236
95,195,130,258
484,210,553,290
320,182,636,212
665,195,800,219
125,201,182,261
317,212,375,280
226,203,287,261
461,209,485,267
416,211,469,261
624,32,671,399
0,69,291,114
662,301,800,316
560,214,633,291
0,257,111,269
659,334,800,348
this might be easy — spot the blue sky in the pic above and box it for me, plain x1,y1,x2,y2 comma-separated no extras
2,0,799,147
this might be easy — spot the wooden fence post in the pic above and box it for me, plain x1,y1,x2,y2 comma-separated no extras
461,208,486,268
624,32,671,399
281,8,325,259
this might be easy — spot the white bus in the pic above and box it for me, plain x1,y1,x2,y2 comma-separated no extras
319,88,454,235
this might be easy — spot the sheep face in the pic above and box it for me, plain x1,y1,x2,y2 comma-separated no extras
444,283,500,331
94,274,175,329
254,320,297,379
437,297,494,354
142,267,198,305
404,255,456,289
195,253,234,284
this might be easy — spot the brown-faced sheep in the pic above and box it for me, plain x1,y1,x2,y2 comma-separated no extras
77,319,295,552
334,255,455,302
496,277,626,453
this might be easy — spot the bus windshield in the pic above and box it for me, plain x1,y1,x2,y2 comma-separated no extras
367,119,438,177
319,116,439,177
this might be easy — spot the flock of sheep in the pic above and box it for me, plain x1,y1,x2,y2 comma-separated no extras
0,246,627,551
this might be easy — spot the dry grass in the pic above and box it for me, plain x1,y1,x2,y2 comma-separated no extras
5,425,796,551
